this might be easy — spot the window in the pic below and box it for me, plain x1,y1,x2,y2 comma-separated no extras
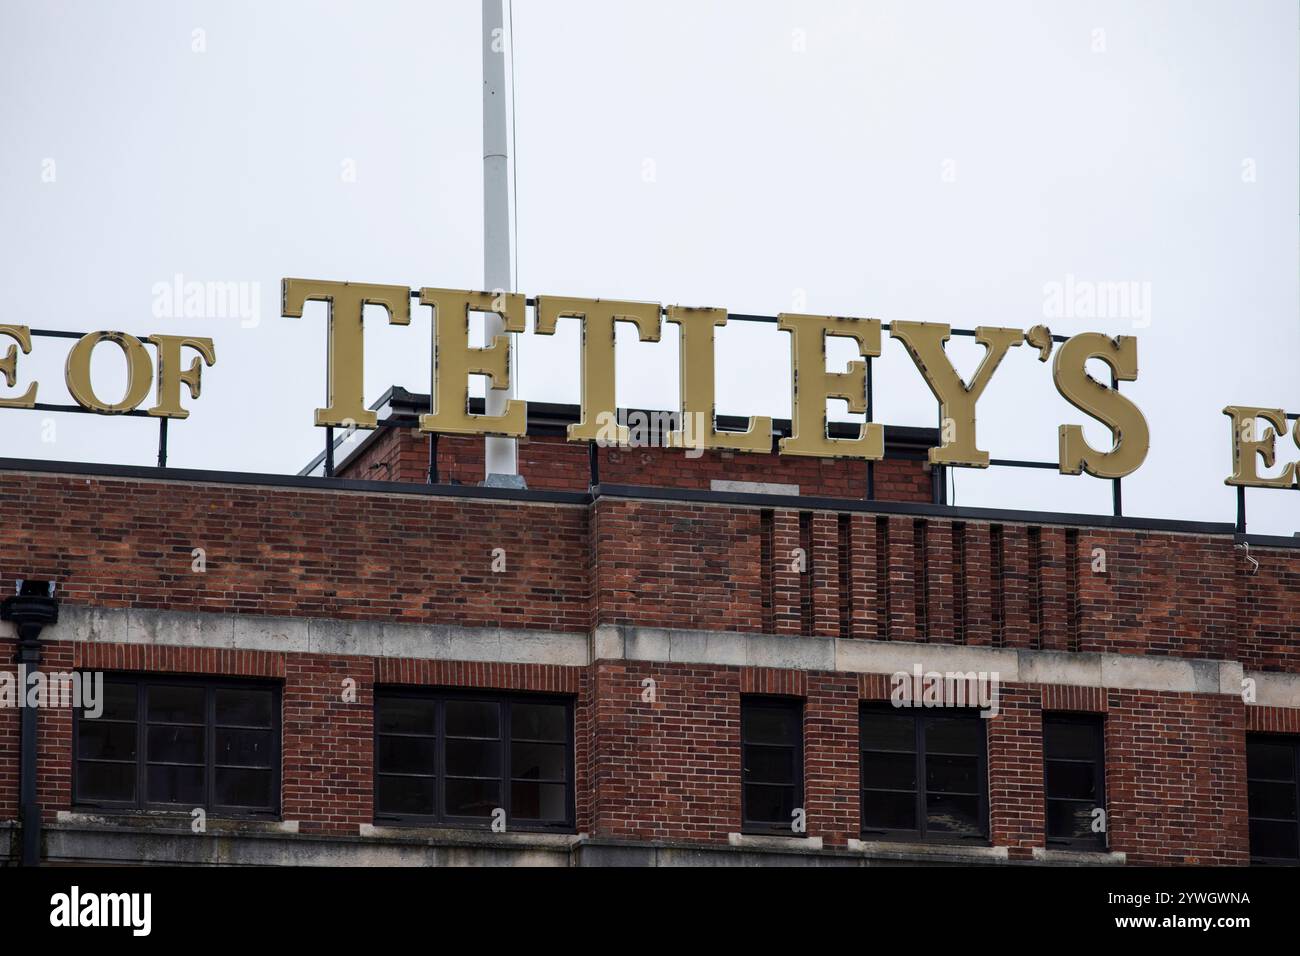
374,691,574,831
741,697,803,835
860,708,987,842
1247,735,1300,863
74,676,280,817
1044,715,1106,849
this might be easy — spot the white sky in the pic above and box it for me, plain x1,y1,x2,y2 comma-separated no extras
1,0,1297,534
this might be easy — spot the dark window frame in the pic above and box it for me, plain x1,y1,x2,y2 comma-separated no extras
72,674,282,819
859,705,989,845
1247,733,1300,865
373,688,576,834
740,696,805,836
1043,713,1107,851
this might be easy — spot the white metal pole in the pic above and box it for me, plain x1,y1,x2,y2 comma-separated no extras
483,0,520,484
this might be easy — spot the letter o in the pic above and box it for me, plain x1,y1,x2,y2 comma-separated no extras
65,331,153,414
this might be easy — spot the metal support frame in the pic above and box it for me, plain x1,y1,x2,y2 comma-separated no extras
20,312,1255,530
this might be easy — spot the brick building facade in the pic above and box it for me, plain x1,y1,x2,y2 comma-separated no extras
1,394,1297,866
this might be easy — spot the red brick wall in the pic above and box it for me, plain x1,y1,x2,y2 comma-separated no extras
2,467,1299,863
1,472,1296,662
0,636,1279,863
0,472,590,633
340,427,934,501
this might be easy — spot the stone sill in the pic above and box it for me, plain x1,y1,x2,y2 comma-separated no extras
727,832,824,852
1032,846,1127,866
359,824,586,850
847,838,1010,864
56,810,300,836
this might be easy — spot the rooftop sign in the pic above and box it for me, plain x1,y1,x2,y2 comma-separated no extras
0,278,1296,494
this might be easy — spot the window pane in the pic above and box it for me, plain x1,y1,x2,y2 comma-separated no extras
743,706,796,745
926,792,981,834
445,777,500,818
512,704,566,742
214,768,272,809
445,700,499,739
862,789,917,831
78,721,136,761
860,713,915,752
1048,800,1098,840
99,682,137,722
147,725,204,764
1249,819,1299,860
1248,741,1295,781
215,689,273,728
926,717,981,755
215,728,274,769
377,735,436,775
1248,781,1298,821
377,774,436,816
1047,761,1097,801
927,754,980,794
511,782,567,822
1046,721,1099,761
77,761,135,802
512,742,567,781
377,697,436,735
445,738,500,778
147,764,205,804
744,783,795,824
147,685,205,724
861,751,916,791
744,745,795,785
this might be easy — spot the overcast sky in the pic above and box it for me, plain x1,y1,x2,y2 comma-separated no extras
2,0,1297,534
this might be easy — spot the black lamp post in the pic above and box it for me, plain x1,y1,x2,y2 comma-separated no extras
1,580,59,867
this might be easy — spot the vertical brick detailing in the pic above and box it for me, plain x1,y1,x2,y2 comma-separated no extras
1064,529,1082,653
964,523,992,647
836,514,853,640
952,523,968,645
799,512,815,638
1001,525,1033,650
989,525,1006,648
759,510,774,633
1038,527,1071,653
1026,527,1044,651
913,520,929,642
874,517,891,641
928,521,954,644
810,512,839,639
887,517,917,643
848,514,875,640
772,510,803,635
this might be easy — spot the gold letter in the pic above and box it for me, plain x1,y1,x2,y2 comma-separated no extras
534,297,661,444
282,279,411,429
146,335,216,420
1054,333,1150,479
777,314,883,460
1223,406,1297,488
889,322,1023,467
0,325,37,408
665,306,772,453
65,331,153,414
418,289,527,437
